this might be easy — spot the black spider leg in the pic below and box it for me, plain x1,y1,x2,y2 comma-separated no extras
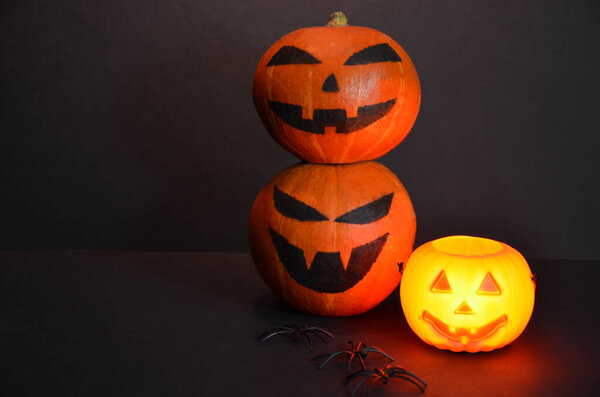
302,326,335,345
315,340,395,373
387,373,426,393
355,375,377,397
344,370,377,397
360,345,394,365
313,341,366,372
348,341,395,372
258,326,297,343
314,349,352,369
259,325,334,349
302,330,314,348
299,326,334,349
387,366,427,391
345,366,427,396
350,341,367,371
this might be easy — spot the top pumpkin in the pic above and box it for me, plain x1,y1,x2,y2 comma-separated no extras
253,12,421,164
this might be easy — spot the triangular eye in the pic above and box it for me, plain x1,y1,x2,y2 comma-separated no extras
344,43,402,65
267,46,321,66
431,270,452,293
477,272,501,295
273,186,328,221
334,193,393,225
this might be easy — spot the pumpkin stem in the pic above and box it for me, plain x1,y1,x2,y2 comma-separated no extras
327,11,348,27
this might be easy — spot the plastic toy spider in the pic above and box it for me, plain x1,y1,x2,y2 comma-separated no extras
345,364,427,396
259,324,335,348
313,340,394,373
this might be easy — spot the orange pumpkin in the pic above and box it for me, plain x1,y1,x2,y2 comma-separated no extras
400,236,536,352
249,161,416,316
253,12,421,164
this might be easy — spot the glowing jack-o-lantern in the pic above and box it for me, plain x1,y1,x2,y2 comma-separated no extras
400,236,535,352
249,161,416,316
253,12,420,164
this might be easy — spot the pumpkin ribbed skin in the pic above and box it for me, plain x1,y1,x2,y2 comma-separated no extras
400,236,536,352
253,24,420,164
249,161,416,316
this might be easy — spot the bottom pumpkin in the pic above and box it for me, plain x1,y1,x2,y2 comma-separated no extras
249,161,416,316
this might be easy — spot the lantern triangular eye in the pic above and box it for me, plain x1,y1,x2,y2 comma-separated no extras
477,272,501,295
431,270,452,293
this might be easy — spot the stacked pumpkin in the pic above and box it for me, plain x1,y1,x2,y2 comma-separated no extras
249,12,421,316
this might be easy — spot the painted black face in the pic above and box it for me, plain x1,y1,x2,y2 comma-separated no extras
270,186,394,293
266,43,402,134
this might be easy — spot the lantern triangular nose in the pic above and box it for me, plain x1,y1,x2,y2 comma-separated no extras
455,300,475,315
322,73,339,92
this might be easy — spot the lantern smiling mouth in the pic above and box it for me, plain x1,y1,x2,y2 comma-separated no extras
422,311,508,345
269,227,388,293
268,98,396,134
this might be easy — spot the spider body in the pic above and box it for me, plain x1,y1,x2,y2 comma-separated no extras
345,364,427,396
314,340,394,373
259,324,334,348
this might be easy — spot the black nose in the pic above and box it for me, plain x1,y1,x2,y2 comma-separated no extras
322,73,339,92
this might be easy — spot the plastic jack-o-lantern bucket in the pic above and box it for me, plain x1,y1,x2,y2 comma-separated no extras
400,236,535,352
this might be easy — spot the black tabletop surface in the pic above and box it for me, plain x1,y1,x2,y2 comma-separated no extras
1,251,598,396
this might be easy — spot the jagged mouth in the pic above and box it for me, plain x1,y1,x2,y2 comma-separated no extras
268,99,396,134
269,227,388,293
422,311,508,345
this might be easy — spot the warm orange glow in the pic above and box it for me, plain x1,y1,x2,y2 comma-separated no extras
400,236,535,352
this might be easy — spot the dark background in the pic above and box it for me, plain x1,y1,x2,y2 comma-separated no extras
1,0,598,259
